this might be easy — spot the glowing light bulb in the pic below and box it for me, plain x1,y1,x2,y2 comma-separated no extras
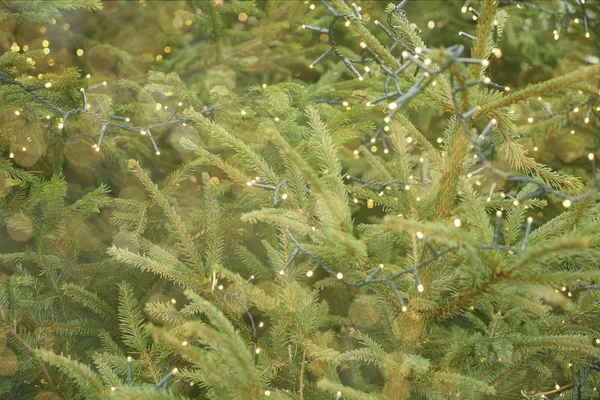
182,341,188,346
513,200,519,206
416,231,424,239
156,151,160,155
265,391,271,396
562,199,571,208
527,117,533,123
58,122,64,129
171,298,176,304
336,272,343,279
454,218,461,227
360,42,367,48
255,348,261,354
401,305,408,312
45,82,52,88
279,269,285,275
281,193,288,200
588,153,595,161
388,102,397,110
306,270,313,277
9,153,14,158
259,322,264,328
417,284,424,292
481,59,489,66
496,210,502,217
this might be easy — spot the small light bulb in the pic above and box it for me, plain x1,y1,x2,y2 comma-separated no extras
588,153,595,161
279,269,285,275
255,348,261,354
562,199,571,208
417,284,424,292
9,153,14,158
573,107,579,113
58,122,64,129
416,231,424,239
140,130,147,135
265,391,271,396
102,81,107,86
404,185,410,191
306,270,313,277
171,298,176,304
14,110,20,116
401,305,408,312
342,101,349,107
156,151,160,156
241,110,246,116
281,193,288,200
360,42,367,48
259,322,264,328
384,117,391,123
353,198,358,203
454,218,461,227
336,272,343,279
481,59,489,66
182,341,188,346
527,117,533,123
496,210,502,217
513,200,520,206
388,102,397,110
406,137,413,144
45,82,52,88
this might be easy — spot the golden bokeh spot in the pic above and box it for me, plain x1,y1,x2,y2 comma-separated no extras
22,45,29,52
78,222,101,252
348,296,380,328
48,59,55,66
155,54,163,61
76,48,84,56
118,186,147,201
0,347,17,376
39,26,47,33
6,213,33,242
164,46,171,53
64,136,95,168
238,12,248,22
63,23,70,30
319,33,329,41
0,172,14,198
185,19,193,26
43,48,50,55
42,40,49,47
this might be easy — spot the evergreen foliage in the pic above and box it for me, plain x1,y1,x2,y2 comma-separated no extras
1,1,600,399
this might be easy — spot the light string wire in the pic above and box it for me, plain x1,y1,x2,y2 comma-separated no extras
0,74,217,155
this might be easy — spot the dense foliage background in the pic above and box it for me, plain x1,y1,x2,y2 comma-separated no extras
1,1,600,399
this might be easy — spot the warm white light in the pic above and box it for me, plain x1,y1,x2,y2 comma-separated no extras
360,42,367,48
281,193,288,200
279,269,285,275
14,110,20,116
182,341,188,346
496,210,502,217
527,117,533,123
265,391,271,396
171,298,176,304
388,102,397,110
417,284,424,292
406,137,413,143
454,218,461,227
255,348,261,354
562,199,571,208
513,200,519,206
336,272,343,280
401,305,408,312
306,270,313,277
259,322,264,328
588,153,595,161
156,151,161,156
140,130,147,135
58,122,64,129
481,59,489,66
342,101,349,107
416,231,424,239
573,107,579,113
9,153,14,158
